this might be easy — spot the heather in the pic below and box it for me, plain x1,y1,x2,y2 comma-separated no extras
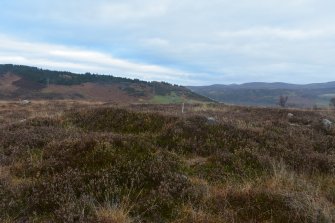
1,101,334,222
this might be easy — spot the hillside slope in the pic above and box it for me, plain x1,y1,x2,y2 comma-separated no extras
0,64,211,103
189,82,335,108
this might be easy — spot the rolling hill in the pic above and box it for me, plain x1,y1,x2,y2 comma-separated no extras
188,82,335,108
0,64,211,103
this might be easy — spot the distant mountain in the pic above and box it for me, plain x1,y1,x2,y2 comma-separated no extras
202,82,335,90
188,82,335,108
0,64,211,103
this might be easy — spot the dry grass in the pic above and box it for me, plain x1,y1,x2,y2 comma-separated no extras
95,201,133,223
0,101,334,222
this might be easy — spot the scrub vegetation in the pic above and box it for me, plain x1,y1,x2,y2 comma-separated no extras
0,101,334,222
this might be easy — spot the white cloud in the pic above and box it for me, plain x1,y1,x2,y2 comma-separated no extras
0,35,189,83
97,1,170,21
1,0,335,85
218,28,333,40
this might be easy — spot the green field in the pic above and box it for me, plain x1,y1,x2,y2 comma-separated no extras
150,92,185,104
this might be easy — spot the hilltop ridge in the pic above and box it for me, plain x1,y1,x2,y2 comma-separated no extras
0,64,211,103
188,81,335,108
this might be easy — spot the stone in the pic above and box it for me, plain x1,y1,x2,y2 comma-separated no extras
287,113,294,118
21,100,31,105
19,119,27,123
207,117,216,125
322,119,332,131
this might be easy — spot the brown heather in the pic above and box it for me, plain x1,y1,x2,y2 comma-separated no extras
0,100,334,222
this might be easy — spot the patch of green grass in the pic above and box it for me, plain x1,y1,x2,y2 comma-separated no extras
150,92,207,104
150,92,184,104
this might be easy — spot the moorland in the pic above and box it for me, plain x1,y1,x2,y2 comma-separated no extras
1,100,334,222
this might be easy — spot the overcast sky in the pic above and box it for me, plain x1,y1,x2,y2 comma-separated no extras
0,0,334,85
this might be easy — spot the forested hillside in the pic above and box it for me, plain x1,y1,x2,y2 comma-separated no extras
0,64,211,103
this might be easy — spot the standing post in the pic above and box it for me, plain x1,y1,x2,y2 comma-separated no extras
181,93,186,115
